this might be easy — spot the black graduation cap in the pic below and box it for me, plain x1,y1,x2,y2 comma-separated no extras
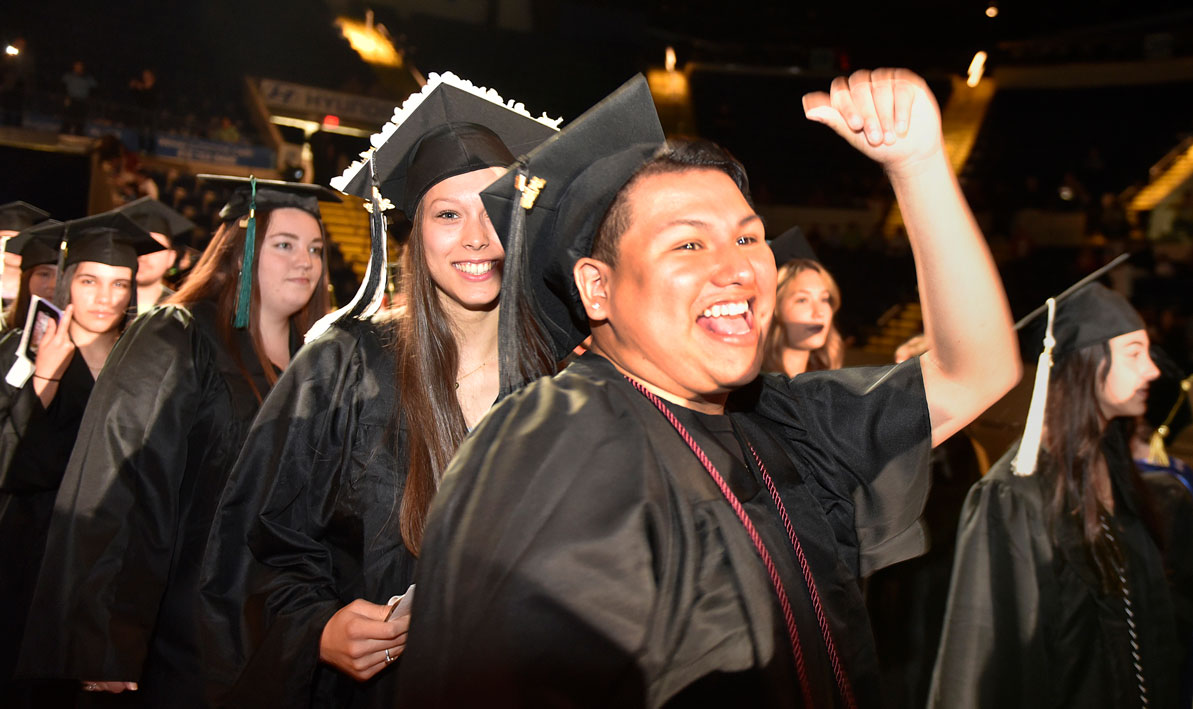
62,212,165,270
5,220,64,268
197,175,342,223
1012,255,1145,476
1013,253,1143,361
0,201,51,232
769,226,816,266
330,72,561,214
115,197,196,242
480,74,666,389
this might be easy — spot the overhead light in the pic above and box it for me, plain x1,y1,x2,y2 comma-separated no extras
4,45,18,56
967,50,988,87
336,17,403,67
986,3,999,18
665,46,677,72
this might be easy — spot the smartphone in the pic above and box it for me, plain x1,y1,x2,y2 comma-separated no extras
22,296,62,360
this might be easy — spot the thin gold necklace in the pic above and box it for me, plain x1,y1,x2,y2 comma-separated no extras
456,357,491,390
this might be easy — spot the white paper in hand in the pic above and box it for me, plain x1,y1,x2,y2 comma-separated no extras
384,584,415,622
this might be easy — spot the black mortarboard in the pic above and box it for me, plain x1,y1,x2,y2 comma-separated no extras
115,197,197,242
769,226,816,266
0,201,51,232
331,72,560,214
197,175,342,223
1016,281,1143,360
1012,258,1145,476
481,74,666,385
62,212,165,270
5,220,64,268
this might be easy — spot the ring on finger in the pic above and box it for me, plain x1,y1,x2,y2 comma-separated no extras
384,648,393,663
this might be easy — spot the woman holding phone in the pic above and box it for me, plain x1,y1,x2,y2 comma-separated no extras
0,213,161,705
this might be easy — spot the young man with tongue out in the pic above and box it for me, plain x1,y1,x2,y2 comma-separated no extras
397,70,1018,708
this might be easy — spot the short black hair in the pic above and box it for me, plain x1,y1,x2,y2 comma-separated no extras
590,138,751,267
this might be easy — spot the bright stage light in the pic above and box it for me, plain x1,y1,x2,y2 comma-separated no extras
986,3,999,18
336,17,403,68
4,45,19,56
967,51,988,87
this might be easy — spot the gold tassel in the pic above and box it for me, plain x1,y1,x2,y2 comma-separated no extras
1147,426,1170,467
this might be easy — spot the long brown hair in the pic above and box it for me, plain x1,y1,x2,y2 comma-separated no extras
393,203,470,556
762,259,844,374
165,209,330,400
1043,342,1162,593
2,268,38,333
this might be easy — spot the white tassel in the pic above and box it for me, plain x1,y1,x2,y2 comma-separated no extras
1013,298,1057,476
304,181,390,344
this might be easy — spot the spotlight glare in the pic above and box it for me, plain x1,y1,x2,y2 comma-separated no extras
4,45,18,56
967,50,988,87
986,4,999,17
665,46,677,72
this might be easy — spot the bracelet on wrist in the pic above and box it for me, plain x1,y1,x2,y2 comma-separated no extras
32,374,61,383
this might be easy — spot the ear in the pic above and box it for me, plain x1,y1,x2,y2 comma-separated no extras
574,257,611,323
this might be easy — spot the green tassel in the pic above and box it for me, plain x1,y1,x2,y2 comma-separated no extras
233,176,257,328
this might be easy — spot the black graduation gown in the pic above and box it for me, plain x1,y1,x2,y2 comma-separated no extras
0,331,93,686
18,300,292,708
929,440,1183,709
199,316,414,708
397,352,931,708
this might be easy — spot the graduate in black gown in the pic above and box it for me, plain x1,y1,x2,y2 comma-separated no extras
18,178,335,706
396,70,1019,707
0,201,52,321
1,219,62,332
930,283,1185,709
198,73,559,708
1,214,161,707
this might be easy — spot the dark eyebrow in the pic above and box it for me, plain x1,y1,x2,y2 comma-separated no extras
660,214,762,231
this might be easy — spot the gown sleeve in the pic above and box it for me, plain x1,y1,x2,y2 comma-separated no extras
928,465,1054,708
199,323,376,707
19,306,208,681
396,378,664,709
744,357,933,576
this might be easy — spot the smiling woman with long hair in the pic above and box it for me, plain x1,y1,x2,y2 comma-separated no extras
19,180,333,707
199,74,558,708
0,213,161,704
763,258,845,376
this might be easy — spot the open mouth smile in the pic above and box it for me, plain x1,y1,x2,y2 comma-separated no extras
453,260,499,279
696,298,756,339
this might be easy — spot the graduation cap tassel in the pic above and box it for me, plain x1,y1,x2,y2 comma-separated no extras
496,162,555,399
233,176,258,329
1012,298,1058,477
1148,427,1171,468
351,153,389,321
1146,375,1193,466
303,155,389,343
497,163,532,399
